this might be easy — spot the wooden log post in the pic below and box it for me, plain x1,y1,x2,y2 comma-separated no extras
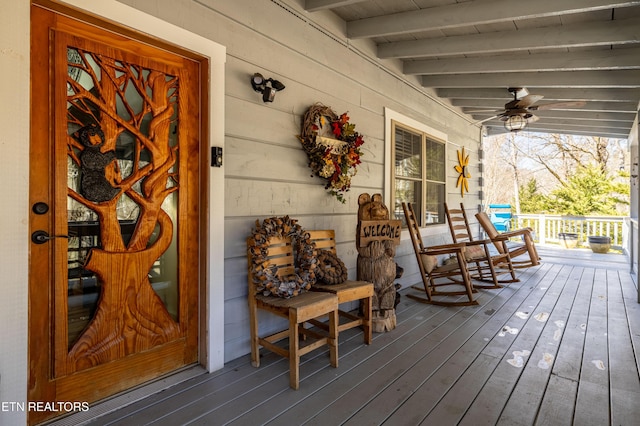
356,193,401,332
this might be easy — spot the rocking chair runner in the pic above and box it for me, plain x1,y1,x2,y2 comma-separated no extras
247,235,339,390
444,203,518,287
475,212,541,269
402,203,478,306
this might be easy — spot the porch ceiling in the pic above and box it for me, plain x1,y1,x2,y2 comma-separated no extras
304,0,640,139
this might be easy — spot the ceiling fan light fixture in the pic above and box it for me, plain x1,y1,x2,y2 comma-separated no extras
504,114,527,132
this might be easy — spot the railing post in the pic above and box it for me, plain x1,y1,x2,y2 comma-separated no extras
538,213,546,244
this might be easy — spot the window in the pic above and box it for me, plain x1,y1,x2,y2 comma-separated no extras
392,121,446,227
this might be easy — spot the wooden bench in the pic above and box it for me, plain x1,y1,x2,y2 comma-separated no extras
308,230,373,344
247,235,339,389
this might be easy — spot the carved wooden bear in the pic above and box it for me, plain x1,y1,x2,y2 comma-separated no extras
77,123,120,203
356,193,397,332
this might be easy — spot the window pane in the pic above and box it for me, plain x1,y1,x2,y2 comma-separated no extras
425,182,445,225
394,178,422,226
395,127,422,179
426,138,445,182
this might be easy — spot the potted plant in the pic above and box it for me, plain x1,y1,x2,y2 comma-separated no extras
587,236,611,253
558,233,579,249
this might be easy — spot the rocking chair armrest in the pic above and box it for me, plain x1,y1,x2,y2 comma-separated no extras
463,239,491,247
499,228,533,239
421,242,466,256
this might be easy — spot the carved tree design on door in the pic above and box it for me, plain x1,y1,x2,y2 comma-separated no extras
64,47,182,373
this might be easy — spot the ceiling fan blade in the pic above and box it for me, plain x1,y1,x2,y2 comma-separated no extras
530,101,586,111
527,114,540,123
514,94,544,108
472,115,501,125
465,109,504,113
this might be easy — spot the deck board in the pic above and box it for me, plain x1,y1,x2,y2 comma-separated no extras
607,270,640,426
459,263,564,426
377,263,554,425
53,246,640,426
574,268,610,426
551,267,592,382
496,263,579,426
229,301,445,425
534,374,577,426
271,299,476,425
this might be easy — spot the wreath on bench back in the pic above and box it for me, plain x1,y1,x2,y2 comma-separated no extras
248,216,317,298
315,250,348,285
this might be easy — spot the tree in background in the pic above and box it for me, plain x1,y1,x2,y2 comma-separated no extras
481,133,520,208
484,133,629,216
542,164,629,215
518,178,547,213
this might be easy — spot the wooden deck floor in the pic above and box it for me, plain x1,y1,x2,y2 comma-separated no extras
59,246,639,426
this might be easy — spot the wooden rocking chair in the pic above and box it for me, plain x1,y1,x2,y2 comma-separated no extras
475,211,541,269
308,230,374,344
402,203,478,306
444,203,518,288
247,235,339,389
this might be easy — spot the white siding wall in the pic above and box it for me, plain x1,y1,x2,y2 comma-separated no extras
118,0,483,362
0,2,30,424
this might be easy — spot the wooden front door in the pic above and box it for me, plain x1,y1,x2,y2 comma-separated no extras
29,5,204,423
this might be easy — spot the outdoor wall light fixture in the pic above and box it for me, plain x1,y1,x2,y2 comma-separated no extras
251,73,285,102
504,114,527,132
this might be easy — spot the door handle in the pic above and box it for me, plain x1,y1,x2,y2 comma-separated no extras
31,230,69,244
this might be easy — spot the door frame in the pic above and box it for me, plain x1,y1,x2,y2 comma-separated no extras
32,0,226,384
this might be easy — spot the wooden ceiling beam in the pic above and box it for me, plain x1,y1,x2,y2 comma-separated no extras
421,70,640,88
404,48,640,75
304,0,367,12
477,116,632,129
378,18,640,59
459,100,638,112
347,0,640,39
484,120,631,135
471,110,636,122
438,88,640,102
485,125,630,138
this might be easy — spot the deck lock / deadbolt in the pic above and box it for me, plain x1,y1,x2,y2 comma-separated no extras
32,202,49,215
31,230,69,244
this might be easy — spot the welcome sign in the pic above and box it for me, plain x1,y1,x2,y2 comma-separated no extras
358,220,402,247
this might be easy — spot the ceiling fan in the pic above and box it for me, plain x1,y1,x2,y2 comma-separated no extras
470,88,586,131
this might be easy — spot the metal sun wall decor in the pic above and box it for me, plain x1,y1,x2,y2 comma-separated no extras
455,147,471,197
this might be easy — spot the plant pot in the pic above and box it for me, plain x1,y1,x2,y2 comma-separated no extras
588,236,611,253
558,233,578,249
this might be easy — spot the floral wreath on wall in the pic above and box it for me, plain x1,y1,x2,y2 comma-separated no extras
299,103,364,203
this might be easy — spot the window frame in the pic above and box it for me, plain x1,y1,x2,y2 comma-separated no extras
384,108,448,234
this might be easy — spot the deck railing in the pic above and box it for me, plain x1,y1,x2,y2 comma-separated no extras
512,214,628,249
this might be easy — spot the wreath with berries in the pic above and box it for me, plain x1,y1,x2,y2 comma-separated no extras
247,216,317,298
299,103,364,203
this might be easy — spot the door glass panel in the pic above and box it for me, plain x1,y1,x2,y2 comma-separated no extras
65,45,180,355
